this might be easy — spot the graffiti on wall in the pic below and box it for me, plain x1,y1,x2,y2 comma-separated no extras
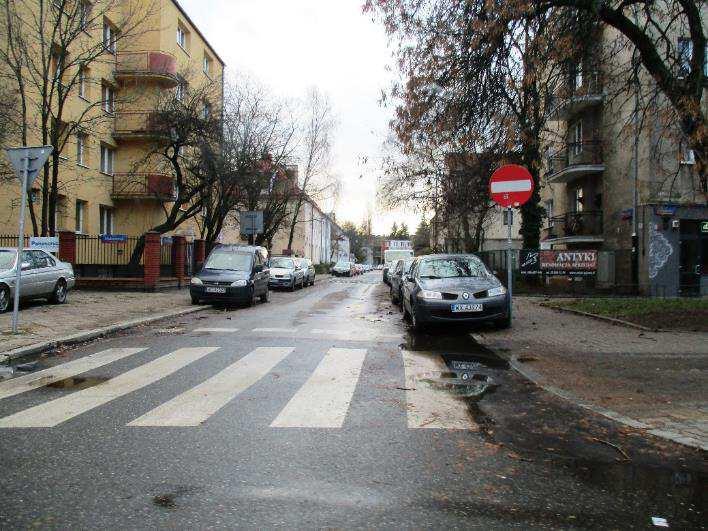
648,225,673,279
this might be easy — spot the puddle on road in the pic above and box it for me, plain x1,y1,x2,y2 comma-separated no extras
47,376,109,390
402,329,509,370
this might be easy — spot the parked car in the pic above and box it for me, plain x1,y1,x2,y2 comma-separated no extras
268,256,305,290
389,258,414,307
190,245,269,306
382,262,393,285
297,258,316,286
331,260,353,277
401,254,510,330
0,247,75,313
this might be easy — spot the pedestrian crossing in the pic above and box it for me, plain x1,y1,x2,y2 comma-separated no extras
0,345,476,430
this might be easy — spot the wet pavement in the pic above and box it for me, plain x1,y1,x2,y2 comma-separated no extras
0,273,705,529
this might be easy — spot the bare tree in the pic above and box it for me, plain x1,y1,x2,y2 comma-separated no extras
0,0,157,235
285,87,338,253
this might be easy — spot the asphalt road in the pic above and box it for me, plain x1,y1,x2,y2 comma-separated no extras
0,273,704,529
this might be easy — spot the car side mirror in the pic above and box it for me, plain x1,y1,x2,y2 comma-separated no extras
21,261,31,271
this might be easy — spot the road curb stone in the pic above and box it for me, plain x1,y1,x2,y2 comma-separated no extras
474,333,708,453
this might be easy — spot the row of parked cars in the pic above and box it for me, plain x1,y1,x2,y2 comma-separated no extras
330,260,374,277
384,253,511,330
190,245,319,306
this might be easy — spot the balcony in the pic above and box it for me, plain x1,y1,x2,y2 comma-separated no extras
546,141,605,183
113,111,168,142
115,51,178,86
548,73,604,120
543,210,604,244
111,173,176,201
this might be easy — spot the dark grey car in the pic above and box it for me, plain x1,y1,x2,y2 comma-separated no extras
389,258,414,308
401,254,510,330
190,245,270,307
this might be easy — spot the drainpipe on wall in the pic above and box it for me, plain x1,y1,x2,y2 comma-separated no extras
631,8,640,291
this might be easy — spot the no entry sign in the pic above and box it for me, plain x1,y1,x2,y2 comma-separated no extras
489,164,534,208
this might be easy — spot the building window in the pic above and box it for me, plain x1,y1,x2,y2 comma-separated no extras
79,1,90,30
202,102,211,120
545,199,554,227
103,21,116,54
680,143,695,165
574,188,584,212
177,24,188,50
203,54,211,76
678,37,692,77
76,133,87,166
99,206,114,235
51,50,63,85
100,145,114,174
75,200,86,233
573,120,583,155
102,84,114,113
175,80,186,102
78,67,87,99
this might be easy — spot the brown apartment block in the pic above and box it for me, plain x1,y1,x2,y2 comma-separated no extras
540,11,707,296
0,0,224,240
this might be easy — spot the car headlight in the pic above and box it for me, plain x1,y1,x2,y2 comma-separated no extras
190,277,203,286
231,280,248,287
417,290,443,300
487,286,507,297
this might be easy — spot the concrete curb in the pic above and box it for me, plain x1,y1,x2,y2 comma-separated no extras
538,303,658,332
0,305,210,363
474,334,708,453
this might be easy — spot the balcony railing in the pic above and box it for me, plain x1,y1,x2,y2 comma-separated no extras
546,140,604,182
115,51,178,85
113,111,168,140
112,173,176,201
548,71,603,119
545,210,603,240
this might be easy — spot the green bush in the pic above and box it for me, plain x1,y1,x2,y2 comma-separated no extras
314,263,333,275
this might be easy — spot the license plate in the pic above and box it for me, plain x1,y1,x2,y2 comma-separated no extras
451,303,483,313
206,287,226,294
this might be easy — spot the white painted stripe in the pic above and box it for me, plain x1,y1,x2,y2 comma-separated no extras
271,348,366,428
0,347,218,428
490,179,532,194
0,348,147,402
194,328,240,333
252,327,298,334
129,347,294,427
402,350,476,430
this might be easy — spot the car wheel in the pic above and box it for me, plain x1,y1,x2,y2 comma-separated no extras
290,279,296,292
246,287,257,307
494,314,512,329
260,288,270,303
0,285,10,313
49,280,67,304
191,296,201,305
410,305,425,332
390,286,398,304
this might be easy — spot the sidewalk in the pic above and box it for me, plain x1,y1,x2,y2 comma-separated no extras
476,297,708,451
0,290,200,357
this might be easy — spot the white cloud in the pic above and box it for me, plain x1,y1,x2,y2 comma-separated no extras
177,0,421,236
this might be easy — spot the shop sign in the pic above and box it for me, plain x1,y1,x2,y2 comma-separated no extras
521,250,597,276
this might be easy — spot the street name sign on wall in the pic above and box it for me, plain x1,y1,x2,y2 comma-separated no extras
489,164,534,208
101,234,128,243
240,211,264,236
29,237,59,253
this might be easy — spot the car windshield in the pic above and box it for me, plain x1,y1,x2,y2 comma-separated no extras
0,250,16,272
204,251,252,271
402,259,414,272
270,257,295,269
418,257,488,279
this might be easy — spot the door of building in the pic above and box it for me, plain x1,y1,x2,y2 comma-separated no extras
678,220,708,296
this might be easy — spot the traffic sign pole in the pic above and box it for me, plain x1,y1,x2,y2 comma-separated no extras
11,155,29,334
506,206,513,321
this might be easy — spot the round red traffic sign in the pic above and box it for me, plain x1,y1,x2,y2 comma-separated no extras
489,164,534,208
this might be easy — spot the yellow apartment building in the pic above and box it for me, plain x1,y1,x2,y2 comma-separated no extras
0,0,224,239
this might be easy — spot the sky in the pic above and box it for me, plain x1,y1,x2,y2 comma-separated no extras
178,0,421,236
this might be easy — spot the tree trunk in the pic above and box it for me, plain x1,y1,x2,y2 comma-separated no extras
286,194,305,251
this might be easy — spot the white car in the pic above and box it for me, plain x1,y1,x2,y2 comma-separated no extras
0,247,76,313
268,256,305,291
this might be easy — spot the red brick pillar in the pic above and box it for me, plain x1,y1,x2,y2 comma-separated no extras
58,231,76,264
194,239,206,271
173,235,186,287
143,232,161,291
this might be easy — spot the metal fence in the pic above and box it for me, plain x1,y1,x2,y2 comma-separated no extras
477,249,638,297
0,235,30,247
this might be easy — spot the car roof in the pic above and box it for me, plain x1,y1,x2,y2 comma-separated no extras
0,247,49,252
212,245,262,253
417,253,481,260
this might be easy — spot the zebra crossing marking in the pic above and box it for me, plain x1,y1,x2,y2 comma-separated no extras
193,328,240,333
0,347,218,428
402,351,476,430
270,347,366,428
128,347,294,427
0,348,147,402
252,327,298,334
